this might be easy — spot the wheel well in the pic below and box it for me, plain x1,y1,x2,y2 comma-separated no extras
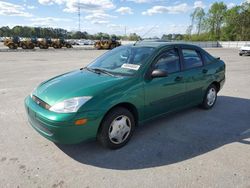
211,81,220,92
98,103,139,133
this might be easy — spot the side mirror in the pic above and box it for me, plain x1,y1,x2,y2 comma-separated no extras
151,69,168,78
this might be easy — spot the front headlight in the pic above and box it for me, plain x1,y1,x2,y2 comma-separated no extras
49,96,92,113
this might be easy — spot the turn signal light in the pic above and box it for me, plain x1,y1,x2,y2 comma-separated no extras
75,119,88,126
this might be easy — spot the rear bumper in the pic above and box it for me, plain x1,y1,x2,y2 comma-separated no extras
24,96,104,144
219,77,225,90
239,50,250,55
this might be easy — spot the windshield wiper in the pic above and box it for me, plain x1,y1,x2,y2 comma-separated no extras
83,67,99,74
84,67,115,77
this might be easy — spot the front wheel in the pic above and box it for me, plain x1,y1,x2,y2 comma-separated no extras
97,107,135,149
201,84,218,109
28,44,34,49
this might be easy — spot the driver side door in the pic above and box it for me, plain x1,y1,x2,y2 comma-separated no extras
144,48,186,119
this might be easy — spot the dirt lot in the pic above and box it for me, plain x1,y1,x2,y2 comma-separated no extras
0,48,249,188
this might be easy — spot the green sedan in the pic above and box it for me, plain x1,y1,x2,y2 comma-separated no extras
25,42,225,149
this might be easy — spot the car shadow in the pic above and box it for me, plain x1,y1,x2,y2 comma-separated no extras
56,96,250,170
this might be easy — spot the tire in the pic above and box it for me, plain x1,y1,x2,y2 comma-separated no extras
28,44,34,49
66,44,71,48
97,107,135,149
21,44,27,49
110,44,116,49
201,84,218,109
239,54,243,56
8,44,17,49
95,45,101,50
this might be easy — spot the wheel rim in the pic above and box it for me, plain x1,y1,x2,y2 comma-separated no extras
108,115,131,144
207,88,216,106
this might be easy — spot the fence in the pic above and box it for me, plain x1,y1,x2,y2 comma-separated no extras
218,41,250,48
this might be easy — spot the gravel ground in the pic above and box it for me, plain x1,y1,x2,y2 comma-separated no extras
0,48,249,188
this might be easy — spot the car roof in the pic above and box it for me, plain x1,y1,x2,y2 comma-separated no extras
130,41,200,49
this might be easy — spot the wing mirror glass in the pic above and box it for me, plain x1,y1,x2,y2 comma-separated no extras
151,69,168,78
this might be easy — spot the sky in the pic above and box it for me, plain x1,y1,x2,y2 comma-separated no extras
0,0,249,37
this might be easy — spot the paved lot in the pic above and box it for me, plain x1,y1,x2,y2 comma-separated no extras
0,48,249,188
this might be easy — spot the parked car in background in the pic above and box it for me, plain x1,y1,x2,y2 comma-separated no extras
25,42,225,149
239,44,250,56
84,40,95,45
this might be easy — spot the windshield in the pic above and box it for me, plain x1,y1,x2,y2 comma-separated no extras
87,46,155,76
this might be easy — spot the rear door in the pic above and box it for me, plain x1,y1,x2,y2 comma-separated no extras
180,48,207,106
144,48,186,118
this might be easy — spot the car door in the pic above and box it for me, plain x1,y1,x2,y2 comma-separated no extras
180,48,207,106
144,48,186,118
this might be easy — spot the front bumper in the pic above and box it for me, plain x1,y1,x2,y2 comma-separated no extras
24,96,104,144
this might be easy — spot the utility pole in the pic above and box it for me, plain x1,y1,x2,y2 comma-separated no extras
78,1,81,32
125,26,126,36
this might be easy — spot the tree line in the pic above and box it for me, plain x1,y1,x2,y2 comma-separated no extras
0,1,249,41
185,1,250,41
0,26,141,41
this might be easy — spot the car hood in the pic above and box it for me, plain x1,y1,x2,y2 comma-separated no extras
33,69,127,106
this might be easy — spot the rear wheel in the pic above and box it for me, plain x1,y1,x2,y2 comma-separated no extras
8,44,17,49
110,43,116,49
97,107,135,149
66,44,71,48
201,84,218,109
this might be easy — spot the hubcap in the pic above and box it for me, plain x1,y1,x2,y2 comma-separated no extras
207,88,216,106
108,115,131,144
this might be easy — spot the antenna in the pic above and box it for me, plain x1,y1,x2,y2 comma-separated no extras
78,0,81,32
134,25,157,46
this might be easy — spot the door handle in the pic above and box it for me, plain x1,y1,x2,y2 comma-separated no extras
175,76,183,81
202,69,208,74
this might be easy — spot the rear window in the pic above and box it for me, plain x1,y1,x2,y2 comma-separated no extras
203,52,215,65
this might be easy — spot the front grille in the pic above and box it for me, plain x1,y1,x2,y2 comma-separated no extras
28,115,53,136
32,95,51,110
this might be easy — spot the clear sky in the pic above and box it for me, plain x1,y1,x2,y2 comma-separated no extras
0,0,248,37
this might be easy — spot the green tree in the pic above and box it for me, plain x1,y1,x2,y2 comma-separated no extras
128,33,141,41
238,2,250,40
206,2,227,40
191,7,206,35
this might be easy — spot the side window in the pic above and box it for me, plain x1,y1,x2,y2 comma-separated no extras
154,49,180,74
182,49,203,70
